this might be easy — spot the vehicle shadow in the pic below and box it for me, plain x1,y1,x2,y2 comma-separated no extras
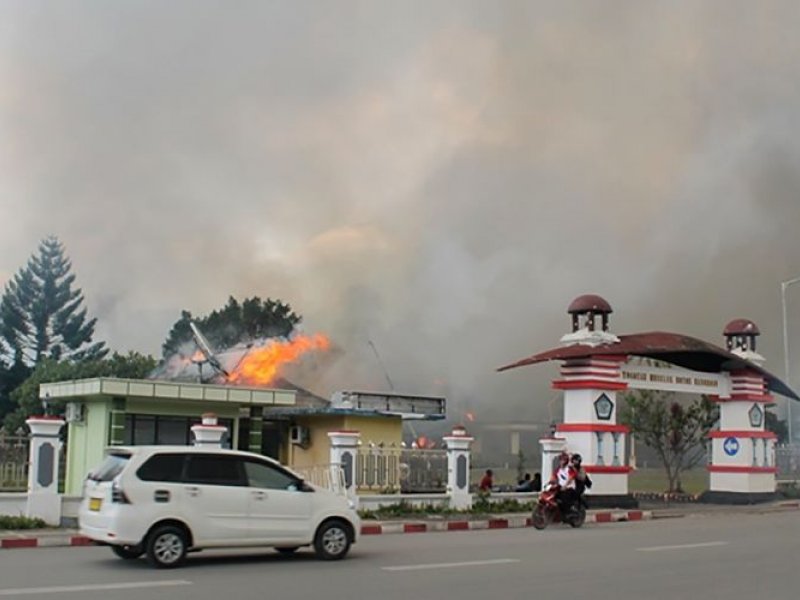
90,548,366,571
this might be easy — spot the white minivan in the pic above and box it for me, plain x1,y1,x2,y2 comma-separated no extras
79,446,360,568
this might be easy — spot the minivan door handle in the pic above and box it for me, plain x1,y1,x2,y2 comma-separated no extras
252,490,268,501
185,486,201,497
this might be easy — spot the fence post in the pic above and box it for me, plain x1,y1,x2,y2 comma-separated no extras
191,413,227,448
444,425,474,510
25,416,65,526
328,431,360,501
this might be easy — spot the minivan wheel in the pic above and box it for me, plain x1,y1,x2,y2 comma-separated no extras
111,544,143,560
146,525,188,569
313,520,351,561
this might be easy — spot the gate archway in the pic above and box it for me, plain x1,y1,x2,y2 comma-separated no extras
498,295,799,506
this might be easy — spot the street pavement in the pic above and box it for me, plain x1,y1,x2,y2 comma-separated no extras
0,510,797,599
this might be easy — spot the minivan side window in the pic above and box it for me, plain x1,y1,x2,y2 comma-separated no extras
184,455,246,486
244,460,300,490
136,453,186,482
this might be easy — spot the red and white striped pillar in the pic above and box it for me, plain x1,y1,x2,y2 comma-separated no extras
708,369,776,494
551,355,632,495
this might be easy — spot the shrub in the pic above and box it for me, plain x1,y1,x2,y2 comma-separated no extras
0,515,47,529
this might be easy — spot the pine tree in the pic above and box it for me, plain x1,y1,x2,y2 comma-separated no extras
0,236,107,365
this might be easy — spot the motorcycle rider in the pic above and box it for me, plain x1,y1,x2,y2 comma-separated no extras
571,453,592,509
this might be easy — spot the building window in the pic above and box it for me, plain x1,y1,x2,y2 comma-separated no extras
124,414,233,448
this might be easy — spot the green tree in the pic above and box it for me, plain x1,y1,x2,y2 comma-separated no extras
0,236,107,365
621,390,718,493
765,409,789,444
3,352,156,433
0,356,32,422
161,296,300,358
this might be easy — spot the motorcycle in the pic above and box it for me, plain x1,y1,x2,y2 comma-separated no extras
531,483,586,530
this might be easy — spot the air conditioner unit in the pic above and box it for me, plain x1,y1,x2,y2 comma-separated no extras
65,402,84,423
289,425,310,446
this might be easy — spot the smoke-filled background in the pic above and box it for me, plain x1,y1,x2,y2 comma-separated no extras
2,1,800,423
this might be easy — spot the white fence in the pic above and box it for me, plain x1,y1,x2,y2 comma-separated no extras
0,435,29,491
293,463,347,496
355,446,448,493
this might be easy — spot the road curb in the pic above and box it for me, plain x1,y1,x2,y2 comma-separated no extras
360,510,653,535
19,504,800,549
0,510,654,550
1,535,91,549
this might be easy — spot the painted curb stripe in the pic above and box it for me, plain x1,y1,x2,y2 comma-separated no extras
0,510,657,549
1,539,37,549
361,525,382,535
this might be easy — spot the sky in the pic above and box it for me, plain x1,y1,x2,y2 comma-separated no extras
2,1,800,423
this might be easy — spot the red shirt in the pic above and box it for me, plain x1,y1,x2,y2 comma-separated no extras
479,474,493,491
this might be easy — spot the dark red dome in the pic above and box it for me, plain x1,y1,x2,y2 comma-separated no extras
724,319,760,336
567,294,613,315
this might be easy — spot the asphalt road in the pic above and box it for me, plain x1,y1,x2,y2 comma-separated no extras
0,511,797,600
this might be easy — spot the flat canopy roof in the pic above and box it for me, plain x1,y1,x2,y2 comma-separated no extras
39,377,297,407
497,331,799,401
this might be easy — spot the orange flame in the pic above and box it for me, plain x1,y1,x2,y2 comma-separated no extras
190,350,206,363
227,333,331,386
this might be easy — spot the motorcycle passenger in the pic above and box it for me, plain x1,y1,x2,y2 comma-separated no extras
571,453,592,509
550,452,576,515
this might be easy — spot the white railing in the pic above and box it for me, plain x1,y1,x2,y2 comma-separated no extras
0,462,28,491
356,445,402,492
0,435,29,491
293,463,347,496
355,446,448,493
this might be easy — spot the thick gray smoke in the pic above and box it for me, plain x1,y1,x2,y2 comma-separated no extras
2,1,800,422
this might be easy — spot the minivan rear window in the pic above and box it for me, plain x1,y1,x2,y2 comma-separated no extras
137,453,186,482
88,453,131,482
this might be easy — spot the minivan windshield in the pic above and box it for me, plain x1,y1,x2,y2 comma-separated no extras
88,452,131,482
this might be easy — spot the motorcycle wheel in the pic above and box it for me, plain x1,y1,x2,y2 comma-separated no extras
568,506,587,528
532,505,550,530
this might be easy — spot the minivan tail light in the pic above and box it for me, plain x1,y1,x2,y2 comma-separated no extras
111,480,131,504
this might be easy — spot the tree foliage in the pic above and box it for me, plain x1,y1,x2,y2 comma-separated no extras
3,352,157,433
0,236,107,365
161,296,301,358
620,390,718,493
765,409,788,444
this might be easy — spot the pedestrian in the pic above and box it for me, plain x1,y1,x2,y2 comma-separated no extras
479,469,494,492
515,472,534,492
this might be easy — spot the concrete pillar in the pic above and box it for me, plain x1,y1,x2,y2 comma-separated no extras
708,370,776,497
444,425,474,510
25,417,65,526
191,413,227,448
328,431,360,499
553,355,631,497
539,437,567,487
248,406,263,453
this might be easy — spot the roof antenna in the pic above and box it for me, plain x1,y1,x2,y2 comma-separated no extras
367,339,394,391
190,322,230,381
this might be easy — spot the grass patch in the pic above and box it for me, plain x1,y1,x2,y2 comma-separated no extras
629,468,707,495
0,515,47,530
